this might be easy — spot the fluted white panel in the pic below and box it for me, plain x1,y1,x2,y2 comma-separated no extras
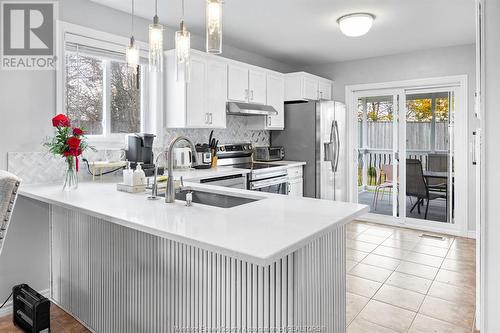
50,205,346,333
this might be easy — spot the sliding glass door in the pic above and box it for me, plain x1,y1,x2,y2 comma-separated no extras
352,83,465,231
356,91,400,218
403,90,454,224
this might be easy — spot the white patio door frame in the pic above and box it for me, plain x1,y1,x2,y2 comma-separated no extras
346,75,469,237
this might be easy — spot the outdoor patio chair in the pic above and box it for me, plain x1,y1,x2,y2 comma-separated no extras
427,154,448,192
372,164,394,210
406,159,446,220
0,170,21,257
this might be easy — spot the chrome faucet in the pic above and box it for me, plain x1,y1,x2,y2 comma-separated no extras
147,151,165,200
165,136,199,203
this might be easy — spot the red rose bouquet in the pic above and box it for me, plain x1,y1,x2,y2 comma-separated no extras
44,114,94,190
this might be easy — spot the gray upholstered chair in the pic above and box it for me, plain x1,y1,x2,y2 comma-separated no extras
0,170,21,256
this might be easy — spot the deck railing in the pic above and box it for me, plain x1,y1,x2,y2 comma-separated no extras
358,148,448,186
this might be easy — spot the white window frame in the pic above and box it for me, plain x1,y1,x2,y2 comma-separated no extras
56,21,150,148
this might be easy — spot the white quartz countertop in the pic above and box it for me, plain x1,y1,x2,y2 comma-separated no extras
19,180,368,266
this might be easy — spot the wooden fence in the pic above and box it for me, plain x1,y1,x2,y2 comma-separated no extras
357,121,450,186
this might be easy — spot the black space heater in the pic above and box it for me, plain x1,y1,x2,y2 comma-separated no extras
13,284,51,333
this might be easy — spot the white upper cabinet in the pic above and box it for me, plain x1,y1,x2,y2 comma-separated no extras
228,64,267,104
249,69,267,104
185,56,208,127
303,76,319,100
165,50,227,128
207,58,228,128
285,72,333,102
164,49,293,129
318,79,332,100
227,63,249,102
265,72,285,130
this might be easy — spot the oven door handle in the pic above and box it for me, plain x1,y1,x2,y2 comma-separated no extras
250,168,288,180
250,176,289,190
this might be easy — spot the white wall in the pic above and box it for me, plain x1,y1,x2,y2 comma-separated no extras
0,0,297,306
482,0,500,331
305,44,478,233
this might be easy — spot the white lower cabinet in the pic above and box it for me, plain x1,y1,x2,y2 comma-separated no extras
287,165,304,197
288,178,303,196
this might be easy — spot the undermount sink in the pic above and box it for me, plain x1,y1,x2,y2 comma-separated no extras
160,189,261,208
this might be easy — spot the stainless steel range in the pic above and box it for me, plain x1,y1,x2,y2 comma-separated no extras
216,143,289,194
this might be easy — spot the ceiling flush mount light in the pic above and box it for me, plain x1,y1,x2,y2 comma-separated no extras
206,0,222,54
337,13,375,37
126,0,139,73
149,0,164,71
175,0,191,82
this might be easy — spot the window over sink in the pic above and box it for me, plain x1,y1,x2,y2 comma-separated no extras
57,23,151,146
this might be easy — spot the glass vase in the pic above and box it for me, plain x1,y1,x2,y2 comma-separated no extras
63,157,78,191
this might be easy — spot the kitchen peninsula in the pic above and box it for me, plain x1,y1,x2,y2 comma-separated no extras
19,180,367,333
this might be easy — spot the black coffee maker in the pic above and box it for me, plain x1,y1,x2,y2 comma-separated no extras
126,133,162,177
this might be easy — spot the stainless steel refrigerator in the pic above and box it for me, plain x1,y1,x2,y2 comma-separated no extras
271,100,347,201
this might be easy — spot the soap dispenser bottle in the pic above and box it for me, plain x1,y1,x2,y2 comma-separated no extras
123,161,134,186
133,163,146,186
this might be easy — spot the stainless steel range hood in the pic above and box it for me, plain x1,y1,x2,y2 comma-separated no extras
226,102,278,116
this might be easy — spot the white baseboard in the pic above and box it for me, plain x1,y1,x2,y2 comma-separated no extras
0,288,50,318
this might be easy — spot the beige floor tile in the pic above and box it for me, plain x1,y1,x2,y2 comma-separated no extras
347,248,370,262
382,238,418,251
404,252,444,268
347,231,361,240
348,317,399,333
386,271,432,294
347,275,382,298
390,231,422,242
411,244,449,257
363,228,394,238
419,296,475,329
427,281,476,305
373,246,410,260
409,314,470,333
441,258,475,273
358,300,416,332
347,259,357,272
355,233,389,245
450,237,475,251
396,261,439,280
446,249,475,262
418,237,454,249
347,222,370,233
349,263,393,283
435,269,475,291
347,240,379,253
347,292,370,325
362,254,401,270
373,284,425,312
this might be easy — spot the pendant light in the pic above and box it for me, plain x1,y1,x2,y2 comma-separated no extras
149,0,164,71
126,0,139,74
206,0,222,54
175,0,191,82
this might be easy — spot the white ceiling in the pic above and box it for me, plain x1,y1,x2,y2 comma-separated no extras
90,0,475,66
